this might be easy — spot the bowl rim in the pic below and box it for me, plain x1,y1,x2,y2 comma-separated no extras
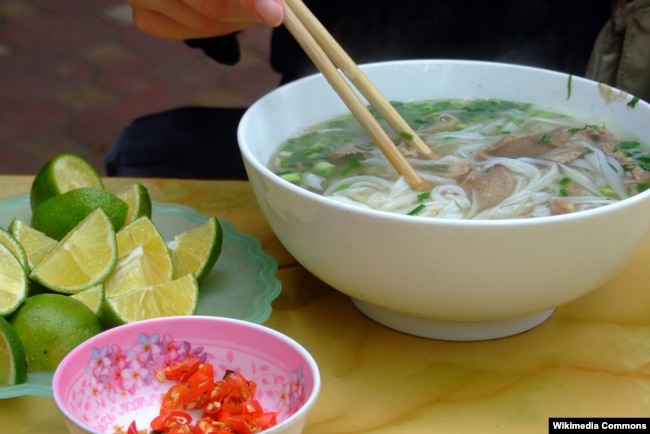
52,315,321,434
238,58,650,228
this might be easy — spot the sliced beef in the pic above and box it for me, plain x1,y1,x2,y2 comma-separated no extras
549,198,576,215
417,114,459,135
480,127,569,159
462,164,516,211
430,159,472,180
330,143,366,160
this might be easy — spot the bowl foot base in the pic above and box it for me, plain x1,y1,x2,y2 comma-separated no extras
351,300,555,341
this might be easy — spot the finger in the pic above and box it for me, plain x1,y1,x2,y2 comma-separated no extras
180,0,256,23
181,0,284,26
131,9,252,40
253,0,285,26
129,0,253,39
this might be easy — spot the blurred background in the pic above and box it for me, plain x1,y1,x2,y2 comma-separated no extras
0,0,280,175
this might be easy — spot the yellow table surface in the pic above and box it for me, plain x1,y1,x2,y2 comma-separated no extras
1,175,650,433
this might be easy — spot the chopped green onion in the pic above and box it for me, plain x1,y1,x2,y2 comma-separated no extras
559,177,572,186
312,161,336,178
532,110,559,119
279,173,301,183
559,188,568,197
417,192,431,202
567,75,573,99
400,131,414,141
407,204,426,216
620,140,641,150
636,157,650,172
628,96,640,108
539,133,552,144
600,187,616,197
309,142,325,152
334,183,350,192
342,156,361,175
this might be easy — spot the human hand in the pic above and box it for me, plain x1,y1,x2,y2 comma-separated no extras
128,0,286,40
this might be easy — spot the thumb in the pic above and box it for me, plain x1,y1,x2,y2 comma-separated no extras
250,0,285,26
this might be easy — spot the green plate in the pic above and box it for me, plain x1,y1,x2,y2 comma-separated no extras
0,195,281,398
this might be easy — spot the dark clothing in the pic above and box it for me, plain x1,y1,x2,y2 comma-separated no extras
105,1,612,179
270,0,612,84
105,107,248,179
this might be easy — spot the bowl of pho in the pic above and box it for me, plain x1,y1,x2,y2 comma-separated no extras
237,59,650,340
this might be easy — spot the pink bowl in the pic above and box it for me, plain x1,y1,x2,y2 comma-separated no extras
52,316,320,434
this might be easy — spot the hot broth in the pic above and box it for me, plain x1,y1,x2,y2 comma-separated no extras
270,99,650,219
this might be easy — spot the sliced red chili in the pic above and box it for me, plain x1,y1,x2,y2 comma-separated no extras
183,363,215,410
221,414,253,434
255,412,278,430
167,425,193,434
242,399,263,415
151,410,193,432
160,383,188,415
127,420,139,434
220,403,277,434
193,416,230,434
148,361,277,434
163,357,203,382
224,371,255,402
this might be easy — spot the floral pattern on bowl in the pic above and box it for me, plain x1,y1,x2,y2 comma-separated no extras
54,317,320,434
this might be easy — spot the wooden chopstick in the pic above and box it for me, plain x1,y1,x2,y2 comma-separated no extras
282,0,431,191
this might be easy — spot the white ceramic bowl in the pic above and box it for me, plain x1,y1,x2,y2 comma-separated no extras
238,60,650,340
53,316,320,434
